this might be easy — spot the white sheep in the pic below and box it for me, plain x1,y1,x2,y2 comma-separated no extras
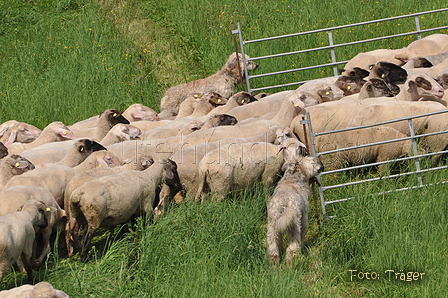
67,159,180,261
0,200,50,283
69,103,159,130
3,150,124,207
194,138,306,202
0,120,42,145
0,281,69,298
0,154,35,189
174,92,228,119
69,109,130,141
0,186,66,268
5,122,76,155
159,52,258,119
267,156,323,265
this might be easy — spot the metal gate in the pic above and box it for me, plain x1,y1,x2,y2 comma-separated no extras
232,8,448,94
301,109,448,221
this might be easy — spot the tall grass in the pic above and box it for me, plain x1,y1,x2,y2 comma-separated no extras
0,0,447,297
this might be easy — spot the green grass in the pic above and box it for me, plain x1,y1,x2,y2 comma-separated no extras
1,0,447,297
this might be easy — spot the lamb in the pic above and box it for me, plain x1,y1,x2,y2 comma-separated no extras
194,138,307,202
0,154,35,189
159,52,258,119
3,150,124,207
174,92,228,119
0,142,7,159
69,109,130,141
207,91,258,115
0,186,66,268
0,120,42,145
267,156,323,265
0,200,49,283
69,103,159,130
0,281,69,298
5,122,76,155
68,159,180,261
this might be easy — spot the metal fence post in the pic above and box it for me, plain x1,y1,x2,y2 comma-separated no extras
328,30,339,76
408,118,423,186
414,16,423,39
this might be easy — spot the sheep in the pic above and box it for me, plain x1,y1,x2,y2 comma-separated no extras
154,126,295,215
368,61,408,84
0,155,35,189
98,123,141,146
342,78,400,100
0,200,49,283
314,126,413,171
194,138,307,202
159,52,258,119
0,121,42,145
18,124,138,166
207,91,258,115
343,48,404,76
0,281,69,298
3,150,124,207
267,156,323,265
0,186,66,268
69,103,159,130
218,90,292,121
5,122,76,155
399,51,448,70
0,142,7,159
174,92,228,119
180,91,305,148
32,139,107,168
62,154,153,257
298,76,365,99
68,159,180,261
394,34,448,62
252,92,272,99
69,109,130,141
435,68,448,89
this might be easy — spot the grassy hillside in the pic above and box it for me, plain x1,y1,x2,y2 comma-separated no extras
1,0,447,297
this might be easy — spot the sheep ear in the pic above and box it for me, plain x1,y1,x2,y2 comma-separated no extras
54,127,76,140
407,80,417,93
276,144,286,155
96,157,109,168
4,129,18,146
13,160,29,169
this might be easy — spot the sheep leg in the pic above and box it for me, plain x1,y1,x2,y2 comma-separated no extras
20,251,33,283
80,227,95,262
69,218,82,257
33,230,51,268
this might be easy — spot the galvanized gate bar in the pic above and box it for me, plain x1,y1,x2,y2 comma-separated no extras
232,8,448,93
304,108,448,221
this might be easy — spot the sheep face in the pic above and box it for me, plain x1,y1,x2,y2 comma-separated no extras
367,78,400,97
7,154,35,175
370,61,408,84
205,114,238,127
205,92,228,107
408,74,445,99
435,73,448,89
127,103,159,121
101,109,130,127
335,76,367,95
229,91,258,105
13,122,43,143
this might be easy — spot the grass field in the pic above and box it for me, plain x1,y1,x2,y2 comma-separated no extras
0,0,447,297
